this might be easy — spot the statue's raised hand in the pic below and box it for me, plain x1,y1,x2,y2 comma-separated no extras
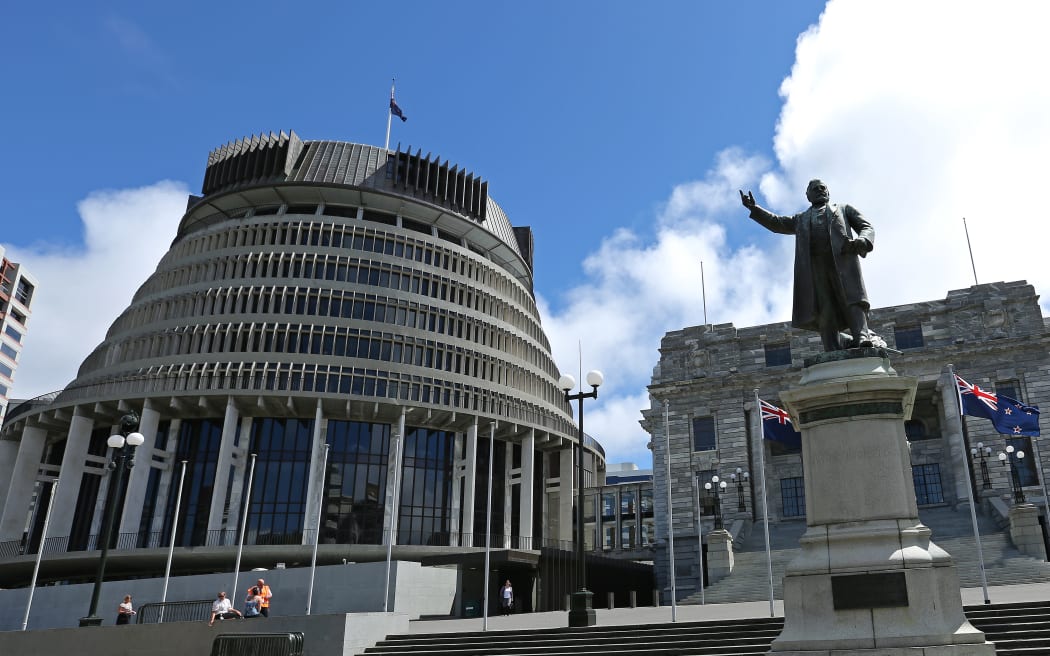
739,190,756,210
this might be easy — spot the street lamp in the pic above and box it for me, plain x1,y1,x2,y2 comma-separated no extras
559,370,603,628
969,442,993,489
730,468,750,512
998,445,1027,503
79,412,144,627
704,475,728,531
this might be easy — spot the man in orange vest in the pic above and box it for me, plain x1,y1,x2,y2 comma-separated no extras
249,578,273,617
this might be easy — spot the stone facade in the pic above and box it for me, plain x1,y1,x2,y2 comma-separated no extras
644,281,1050,600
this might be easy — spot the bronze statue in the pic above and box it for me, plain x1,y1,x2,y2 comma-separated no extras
740,179,877,351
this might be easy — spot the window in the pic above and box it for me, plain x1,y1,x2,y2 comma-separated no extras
904,419,933,441
781,477,806,518
0,362,12,379
601,493,616,520
893,324,924,349
0,343,16,361
996,380,1021,402
1007,437,1039,487
912,463,944,505
692,416,716,451
764,342,791,367
14,279,34,307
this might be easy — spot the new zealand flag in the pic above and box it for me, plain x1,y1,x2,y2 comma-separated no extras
390,97,407,122
760,399,803,448
956,374,1040,437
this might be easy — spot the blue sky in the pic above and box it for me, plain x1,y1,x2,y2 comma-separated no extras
3,1,1050,467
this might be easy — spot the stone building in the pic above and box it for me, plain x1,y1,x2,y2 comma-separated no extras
644,280,1050,601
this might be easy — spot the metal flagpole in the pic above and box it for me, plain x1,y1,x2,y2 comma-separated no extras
384,79,395,151
962,218,978,285
384,408,408,612
701,261,708,326
693,475,704,606
160,460,188,619
663,400,677,622
948,364,990,604
306,444,330,615
232,454,257,600
22,480,58,631
754,390,775,617
1027,437,1050,536
482,422,496,631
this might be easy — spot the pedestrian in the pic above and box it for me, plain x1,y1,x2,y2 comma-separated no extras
250,578,273,617
244,587,263,618
208,591,243,625
499,580,514,616
115,594,136,625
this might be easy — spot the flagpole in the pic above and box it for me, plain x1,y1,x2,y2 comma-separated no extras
693,474,704,606
385,78,395,151
160,460,188,621
22,480,58,631
482,421,495,631
948,365,990,604
383,408,408,612
754,390,775,617
232,453,257,600
962,218,978,286
663,399,677,622
700,261,708,326
306,444,330,616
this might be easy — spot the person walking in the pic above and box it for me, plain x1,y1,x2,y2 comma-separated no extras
499,580,514,616
115,595,136,625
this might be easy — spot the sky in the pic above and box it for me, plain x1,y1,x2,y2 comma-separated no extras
3,1,1049,469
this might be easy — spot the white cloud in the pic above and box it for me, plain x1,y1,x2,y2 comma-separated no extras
4,181,188,401
543,0,1050,468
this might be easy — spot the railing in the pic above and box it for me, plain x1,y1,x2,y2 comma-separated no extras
210,633,304,656
137,599,213,624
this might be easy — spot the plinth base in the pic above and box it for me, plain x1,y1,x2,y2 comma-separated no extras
78,615,104,627
568,589,596,627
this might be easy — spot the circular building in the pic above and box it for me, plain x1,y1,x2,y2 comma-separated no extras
0,132,603,585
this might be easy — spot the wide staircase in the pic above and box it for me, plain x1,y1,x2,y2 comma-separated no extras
367,601,1050,656
682,506,1050,605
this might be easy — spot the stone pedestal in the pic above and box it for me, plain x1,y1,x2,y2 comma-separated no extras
706,529,735,584
770,351,994,656
1009,503,1047,560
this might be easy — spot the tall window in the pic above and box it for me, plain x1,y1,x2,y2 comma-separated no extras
764,342,792,367
399,427,454,546
692,416,716,452
323,420,391,545
246,418,314,544
996,380,1021,401
893,324,924,350
1007,437,1039,487
165,418,224,546
912,463,944,505
781,477,806,518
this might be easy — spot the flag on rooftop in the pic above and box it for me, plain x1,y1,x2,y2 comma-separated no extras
390,86,407,122
759,399,802,448
955,374,1040,437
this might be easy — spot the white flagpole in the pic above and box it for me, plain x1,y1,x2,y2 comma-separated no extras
693,475,704,606
384,408,408,612
384,78,395,151
22,480,58,631
754,390,775,617
663,399,677,622
1027,437,1050,540
948,365,990,604
482,421,496,631
306,444,330,615
160,460,188,620
232,453,257,599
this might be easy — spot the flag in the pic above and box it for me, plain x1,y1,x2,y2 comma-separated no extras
389,88,407,122
760,399,802,448
955,374,1040,436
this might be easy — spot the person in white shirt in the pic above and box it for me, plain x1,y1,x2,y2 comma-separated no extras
499,580,514,615
208,591,243,625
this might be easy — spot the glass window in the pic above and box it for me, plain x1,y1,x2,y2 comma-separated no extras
0,342,16,361
1007,437,1039,487
640,489,653,517
905,419,933,441
893,324,924,349
781,477,806,518
601,492,616,520
4,325,22,343
996,380,1021,402
912,463,945,505
692,416,716,452
620,490,636,518
764,342,791,367
602,525,615,551
620,523,636,549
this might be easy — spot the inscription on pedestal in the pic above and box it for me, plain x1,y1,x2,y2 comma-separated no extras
799,401,903,425
831,572,909,610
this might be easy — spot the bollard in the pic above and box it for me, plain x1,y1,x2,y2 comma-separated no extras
630,590,637,608
607,592,615,610
653,589,661,607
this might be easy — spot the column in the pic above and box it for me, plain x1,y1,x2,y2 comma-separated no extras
450,431,465,546
149,418,181,536
47,412,94,541
225,416,253,545
119,401,161,535
207,398,240,535
461,419,478,547
0,439,20,514
502,438,513,548
382,408,408,547
519,430,535,549
0,426,47,541
558,446,574,544
302,401,327,545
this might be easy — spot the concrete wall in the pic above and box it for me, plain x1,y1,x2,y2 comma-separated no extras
0,560,455,632
0,611,409,656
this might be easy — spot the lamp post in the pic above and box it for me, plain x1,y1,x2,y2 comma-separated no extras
969,442,993,489
998,445,1027,503
730,468,750,512
79,413,144,627
704,475,728,531
559,370,603,628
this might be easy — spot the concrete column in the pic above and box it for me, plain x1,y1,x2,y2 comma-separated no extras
1009,503,1047,560
502,439,513,548
705,529,735,584
461,420,478,547
558,446,574,544
119,402,162,534
207,398,240,534
149,418,181,536
519,430,535,549
0,439,20,515
382,409,408,547
48,412,95,540
450,431,465,546
225,416,253,545
302,401,327,544
0,426,47,540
